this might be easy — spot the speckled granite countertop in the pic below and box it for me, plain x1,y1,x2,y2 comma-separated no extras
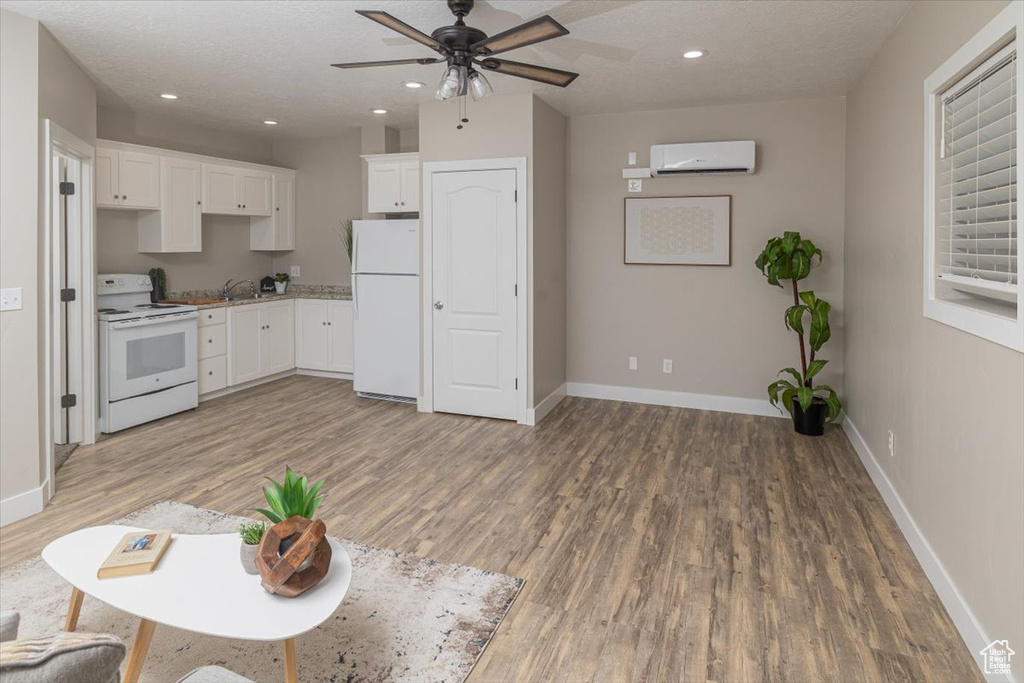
166,284,351,309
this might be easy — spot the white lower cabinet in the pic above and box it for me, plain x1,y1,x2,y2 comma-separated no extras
295,299,353,373
227,300,295,386
197,308,228,396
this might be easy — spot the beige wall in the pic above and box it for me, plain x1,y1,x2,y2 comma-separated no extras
97,106,274,166
844,0,1022,664
567,98,847,401
97,211,273,292
1,9,42,501
38,27,96,146
531,97,567,403
270,132,362,285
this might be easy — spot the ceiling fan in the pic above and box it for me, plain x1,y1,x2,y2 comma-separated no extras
331,0,580,102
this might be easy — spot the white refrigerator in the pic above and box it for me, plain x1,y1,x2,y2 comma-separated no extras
352,219,420,402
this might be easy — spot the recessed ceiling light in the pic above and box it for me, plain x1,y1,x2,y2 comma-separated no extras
263,120,278,125
159,93,178,100
404,81,425,89
683,50,706,59
371,108,388,114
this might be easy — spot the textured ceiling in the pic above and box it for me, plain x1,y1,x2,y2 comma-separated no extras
1,0,908,138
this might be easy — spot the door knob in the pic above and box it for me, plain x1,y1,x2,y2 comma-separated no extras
433,301,444,310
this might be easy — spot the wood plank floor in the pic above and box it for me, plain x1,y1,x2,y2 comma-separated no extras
0,376,980,682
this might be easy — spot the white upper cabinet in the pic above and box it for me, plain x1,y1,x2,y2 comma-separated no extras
250,172,296,251
202,165,271,216
138,157,202,253
96,147,160,210
240,170,272,216
202,164,240,214
365,153,419,214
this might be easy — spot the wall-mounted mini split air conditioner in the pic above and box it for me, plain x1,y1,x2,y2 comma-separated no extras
650,141,756,175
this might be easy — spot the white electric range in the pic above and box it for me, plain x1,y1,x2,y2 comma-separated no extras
97,274,199,433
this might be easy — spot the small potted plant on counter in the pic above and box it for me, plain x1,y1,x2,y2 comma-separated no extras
273,272,290,294
237,521,266,574
755,231,841,436
148,267,167,303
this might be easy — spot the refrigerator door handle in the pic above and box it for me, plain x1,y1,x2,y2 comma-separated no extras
352,275,359,320
352,227,359,274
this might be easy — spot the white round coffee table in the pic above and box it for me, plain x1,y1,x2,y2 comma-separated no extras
43,524,351,683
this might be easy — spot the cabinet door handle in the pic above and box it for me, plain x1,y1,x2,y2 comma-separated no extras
208,370,214,376
327,321,332,326
114,194,120,199
122,195,127,201
394,202,399,207
276,207,279,211
197,200,201,205
401,202,405,206
207,338,213,343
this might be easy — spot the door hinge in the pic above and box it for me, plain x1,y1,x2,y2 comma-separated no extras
514,283,518,297
60,288,76,302
59,181,75,196
514,189,518,202
60,394,77,409
515,378,518,390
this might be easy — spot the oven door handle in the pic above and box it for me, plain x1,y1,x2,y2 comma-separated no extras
109,311,198,330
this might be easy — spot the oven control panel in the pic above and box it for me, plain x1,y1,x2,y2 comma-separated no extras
97,274,153,296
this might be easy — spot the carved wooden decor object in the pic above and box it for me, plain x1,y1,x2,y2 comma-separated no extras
256,516,332,597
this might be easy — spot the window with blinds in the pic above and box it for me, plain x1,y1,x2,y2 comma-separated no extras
936,43,1018,308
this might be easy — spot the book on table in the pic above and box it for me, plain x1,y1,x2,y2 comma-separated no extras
97,530,173,579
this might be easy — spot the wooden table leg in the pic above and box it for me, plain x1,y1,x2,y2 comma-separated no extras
63,587,85,631
123,618,156,683
283,638,298,683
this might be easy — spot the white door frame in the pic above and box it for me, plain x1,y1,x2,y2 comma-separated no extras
420,157,529,424
44,120,96,499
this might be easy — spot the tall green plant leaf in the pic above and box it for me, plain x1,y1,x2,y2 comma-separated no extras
785,305,808,335
796,386,814,411
805,359,827,381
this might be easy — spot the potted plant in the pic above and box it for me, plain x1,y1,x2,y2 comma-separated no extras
237,521,266,574
341,219,354,264
755,231,841,436
256,467,325,566
148,267,167,303
273,272,290,294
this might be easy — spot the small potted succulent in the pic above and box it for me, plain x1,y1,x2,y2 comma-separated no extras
256,467,325,568
148,267,167,303
237,521,266,574
273,272,290,294
755,231,841,435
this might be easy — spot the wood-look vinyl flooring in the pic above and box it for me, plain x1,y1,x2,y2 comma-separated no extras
0,376,981,682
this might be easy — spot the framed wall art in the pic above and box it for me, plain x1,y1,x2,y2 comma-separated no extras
624,195,731,265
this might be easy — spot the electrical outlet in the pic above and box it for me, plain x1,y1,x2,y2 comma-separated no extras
629,356,638,370
289,265,301,278
888,430,895,457
662,359,673,374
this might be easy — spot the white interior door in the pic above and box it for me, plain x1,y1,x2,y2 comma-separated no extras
431,169,518,420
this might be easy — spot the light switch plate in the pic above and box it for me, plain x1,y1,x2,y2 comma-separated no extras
628,151,637,165
0,287,23,311
629,356,638,370
628,179,642,193
289,266,301,278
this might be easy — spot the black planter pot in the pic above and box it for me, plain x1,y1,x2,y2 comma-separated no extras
150,284,165,303
791,397,827,436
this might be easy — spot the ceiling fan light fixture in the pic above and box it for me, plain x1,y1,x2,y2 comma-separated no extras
683,50,707,59
468,69,493,101
436,65,464,101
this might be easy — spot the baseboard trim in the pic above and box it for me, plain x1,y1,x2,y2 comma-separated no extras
526,383,567,426
565,382,783,418
1,479,49,527
296,369,354,381
842,417,1010,683
199,370,296,402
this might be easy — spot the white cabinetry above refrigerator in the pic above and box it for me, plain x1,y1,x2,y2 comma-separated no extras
364,153,419,214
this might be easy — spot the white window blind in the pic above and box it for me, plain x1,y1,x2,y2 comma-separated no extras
937,43,1018,305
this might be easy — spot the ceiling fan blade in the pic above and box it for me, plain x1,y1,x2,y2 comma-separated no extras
475,58,578,87
470,15,569,56
355,10,447,53
331,57,444,69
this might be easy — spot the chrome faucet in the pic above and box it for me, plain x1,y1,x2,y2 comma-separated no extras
222,279,256,300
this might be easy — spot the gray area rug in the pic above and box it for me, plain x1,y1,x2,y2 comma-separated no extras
0,502,524,682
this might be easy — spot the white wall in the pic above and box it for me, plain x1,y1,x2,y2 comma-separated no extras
844,0,1022,673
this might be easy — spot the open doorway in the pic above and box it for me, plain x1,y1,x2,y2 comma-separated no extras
44,121,96,493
